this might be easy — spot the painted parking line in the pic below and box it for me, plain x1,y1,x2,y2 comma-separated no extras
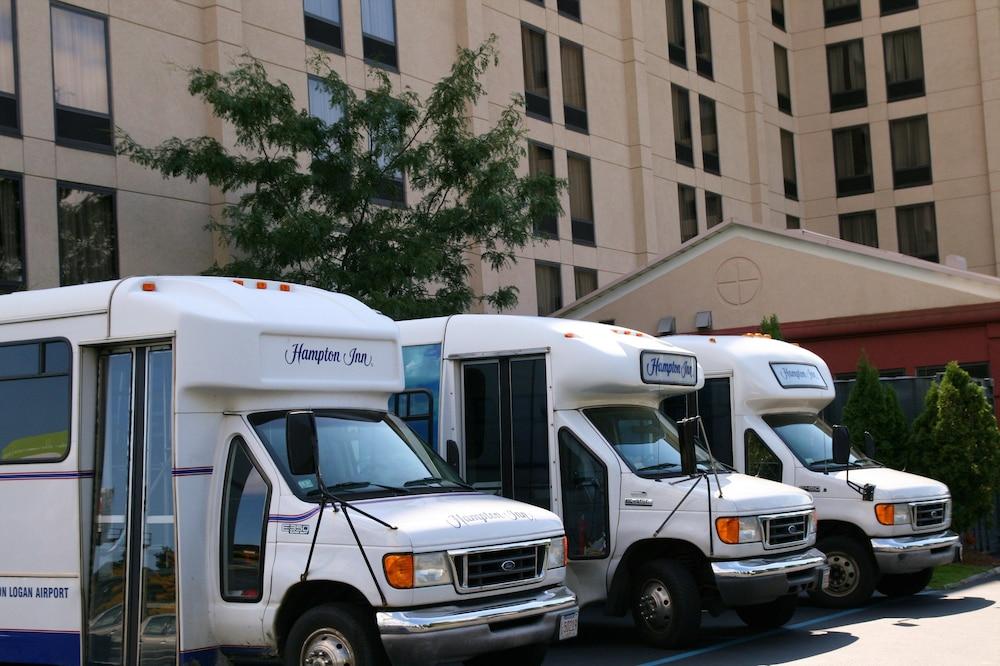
635,602,887,666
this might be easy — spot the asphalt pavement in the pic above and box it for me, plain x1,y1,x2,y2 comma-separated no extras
545,576,1000,665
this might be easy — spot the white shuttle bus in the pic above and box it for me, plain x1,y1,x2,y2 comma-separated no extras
393,316,828,648
0,277,576,666
666,334,961,607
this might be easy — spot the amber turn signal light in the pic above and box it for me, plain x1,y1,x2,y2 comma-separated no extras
715,517,740,544
383,553,414,589
875,503,895,526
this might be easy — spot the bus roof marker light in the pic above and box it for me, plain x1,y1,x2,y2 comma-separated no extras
256,281,267,290
141,282,156,292
279,284,291,292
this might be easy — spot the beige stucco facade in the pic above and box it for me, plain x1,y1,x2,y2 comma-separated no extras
3,0,1000,316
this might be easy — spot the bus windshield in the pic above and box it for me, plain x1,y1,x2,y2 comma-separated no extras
250,410,467,500
585,405,716,477
762,412,875,469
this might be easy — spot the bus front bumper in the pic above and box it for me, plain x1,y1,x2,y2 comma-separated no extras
711,547,829,607
376,585,577,665
871,530,962,574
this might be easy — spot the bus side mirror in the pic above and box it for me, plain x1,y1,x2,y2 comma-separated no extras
679,417,698,476
286,411,318,476
446,439,460,472
863,431,876,459
832,425,851,466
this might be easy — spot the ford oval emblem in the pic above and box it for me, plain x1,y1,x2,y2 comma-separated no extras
787,524,801,535
500,559,516,572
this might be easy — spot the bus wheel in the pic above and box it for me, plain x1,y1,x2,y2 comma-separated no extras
631,560,701,649
876,568,934,597
734,594,797,630
285,603,381,666
809,535,877,608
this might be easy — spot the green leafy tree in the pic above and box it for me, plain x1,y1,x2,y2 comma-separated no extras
905,362,1000,532
117,38,563,319
759,314,783,340
841,352,909,465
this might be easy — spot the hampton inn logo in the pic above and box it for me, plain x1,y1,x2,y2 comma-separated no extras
285,343,375,368
641,351,698,386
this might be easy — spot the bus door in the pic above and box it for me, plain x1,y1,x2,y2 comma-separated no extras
459,354,551,510
85,344,176,665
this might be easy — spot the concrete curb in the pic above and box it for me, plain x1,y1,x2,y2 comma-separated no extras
941,564,1000,591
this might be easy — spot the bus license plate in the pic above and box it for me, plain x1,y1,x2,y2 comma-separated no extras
559,611,579,641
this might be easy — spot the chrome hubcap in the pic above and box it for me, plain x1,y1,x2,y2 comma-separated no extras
638,578,673,630
826,551,859,597
301,628,355,666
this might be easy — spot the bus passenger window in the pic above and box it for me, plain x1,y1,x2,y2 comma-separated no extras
745,430,782,483
0,339,71,463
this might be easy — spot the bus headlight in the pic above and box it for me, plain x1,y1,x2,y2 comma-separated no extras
384,552,453,588
547,536,568,568
716,516,761,544
875,503,911,526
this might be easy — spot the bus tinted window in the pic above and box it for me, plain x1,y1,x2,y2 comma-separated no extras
0,340,71,462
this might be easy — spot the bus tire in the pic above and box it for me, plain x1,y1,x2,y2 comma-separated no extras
630,560,701,649
464,642,548,666
734,594,798,630
876,568,934,597
809,535,877,608
285,603,383,666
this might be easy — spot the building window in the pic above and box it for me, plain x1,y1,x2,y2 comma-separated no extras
833,125,873,197
780,129,797,200
0,0,17,134
693,2,713,79
535,261,562,315
666,0,686,67
839,210,878,247
884,29,924,101
560,40,587,133
371,134,405,206
678,183,697,242
771,0,786,30
528,142,557,238
574,267,597,299
303,0,342,51
827,40,866,112
705,191,723,228
890,115,931,188
557,0,581,21
774,44,792,114
57,184,117,286
568,154,594,245
361,0,397,69
824,0,861,27
51,5,112,150
881,0,917,15
896,203,938,263
672,85,693,167
699,95,720,174
522,25,550,120
786,215,800,229
0,173,23,292
307,76,343,126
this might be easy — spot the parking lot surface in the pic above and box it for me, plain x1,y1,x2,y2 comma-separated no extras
545,576,1000,665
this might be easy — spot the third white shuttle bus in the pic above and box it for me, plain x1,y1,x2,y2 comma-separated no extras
394,315,829,649
665,334,961,607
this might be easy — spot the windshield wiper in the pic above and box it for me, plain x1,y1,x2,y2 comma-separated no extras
808,458,862,470
403,476,475,491
637,462,682,473
315,480,410,494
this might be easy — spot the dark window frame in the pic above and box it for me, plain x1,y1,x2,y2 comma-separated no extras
699,95,720,175
556,0,581,21
672,84,694,168
824,0,861,27
883,28,925,102
832,124,874,197
774,43,792,115
786,214,800,229
678,182,698,242
745,429,783,483
573,266,598,300
0,337,73,465
705,190,723,229
303,0,344,53
781,128,798,200
666,0,687,67
0,0,21,136
826,39,867,112
896,202,938,263
535,260,563,316
361,0,398,71
219,435,272,604
528,140,558,239
56,180,119,286
49,1,114,153
0,169,25,293
521,22,551,122
567,151,595,246
771,0,786,30
560,38,588,133
558,427,611,560
881,0,918,16
890,114,932,189
839,209,879,247
693,1,713,79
